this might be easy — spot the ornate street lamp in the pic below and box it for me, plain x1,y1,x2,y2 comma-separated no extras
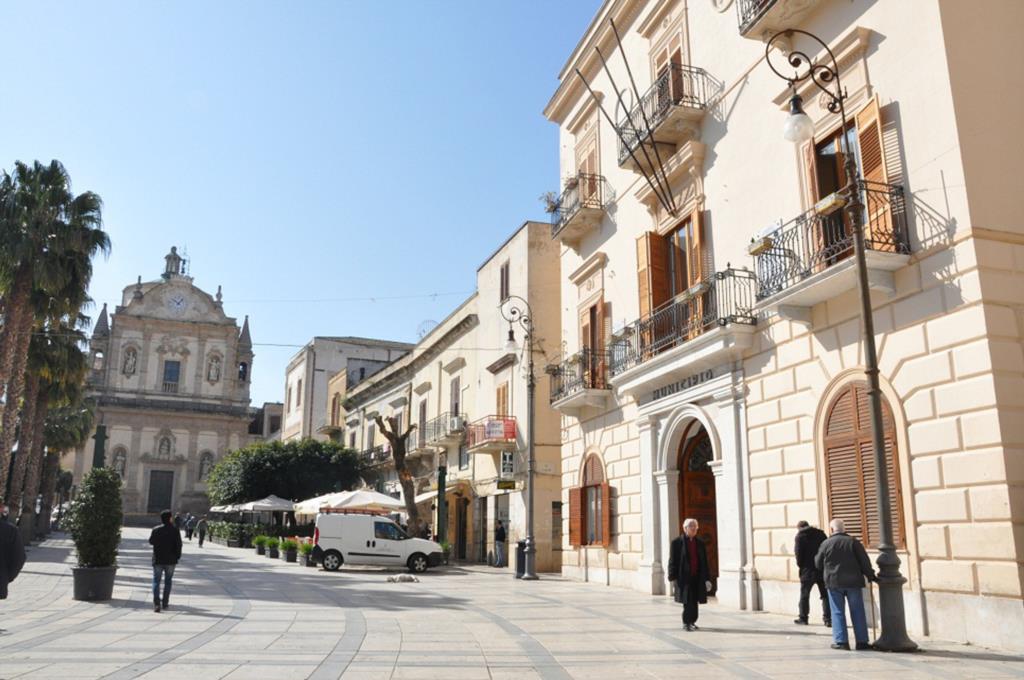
765,29,916,652
501,295,538,580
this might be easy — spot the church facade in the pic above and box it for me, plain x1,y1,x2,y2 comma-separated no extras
73,247,254,521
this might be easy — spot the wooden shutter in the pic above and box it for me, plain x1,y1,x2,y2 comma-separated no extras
496,383,508,417
599,482,612,548
579,307,591,350
855,95,895,249
568,487,583,547
450,376,460,415
802,139,819,207
636,232,670,320
636,234,652,319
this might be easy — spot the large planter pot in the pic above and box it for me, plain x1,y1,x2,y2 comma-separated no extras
256,545,265,556
302,553,316,568
72,566,118,601
285,549,297,563
268,547,279,559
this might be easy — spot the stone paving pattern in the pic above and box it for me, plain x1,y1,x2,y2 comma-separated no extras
1,529,1021,679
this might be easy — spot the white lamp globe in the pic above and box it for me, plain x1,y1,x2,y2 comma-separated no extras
783,92,815,143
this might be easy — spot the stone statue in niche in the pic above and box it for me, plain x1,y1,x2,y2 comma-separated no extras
207,356,221,382
112,449,127,478
199,452,214,481
157,437,172,459
122,347,137,376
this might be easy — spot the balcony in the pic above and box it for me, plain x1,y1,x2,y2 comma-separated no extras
549,349,610,415
609,269,758,398
466,416,517,453
424,412,466,447
361,445,391,467
616,63,713,169
161,381,179,394
752,181,910,322
551,173,612,250
736,0,824,41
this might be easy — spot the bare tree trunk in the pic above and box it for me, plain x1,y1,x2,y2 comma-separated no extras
6,373,39,510
0,271,34,501
20,390,48,544
374,415,422,536
37,450,60,538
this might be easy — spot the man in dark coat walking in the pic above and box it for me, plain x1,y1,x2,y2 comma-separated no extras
668,518,711,631
793,520,830,626
1,504,27,601
150,509,183,612
815,518,877,650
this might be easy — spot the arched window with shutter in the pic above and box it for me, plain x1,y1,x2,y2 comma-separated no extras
824,382,905,549
569,453,611,548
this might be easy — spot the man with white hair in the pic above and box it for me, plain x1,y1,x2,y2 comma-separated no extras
815,518,877,650
667,518,712,631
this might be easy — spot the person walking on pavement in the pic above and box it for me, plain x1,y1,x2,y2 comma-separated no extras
1,503,27,602
196,516,209,548
794,520,831,626
668,518,712,631
815,518,877,650
173,512,183,534
494,520,506,568
185,514,196,541
150,509,183,613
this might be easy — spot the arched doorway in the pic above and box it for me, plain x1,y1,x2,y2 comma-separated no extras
677,424,718,594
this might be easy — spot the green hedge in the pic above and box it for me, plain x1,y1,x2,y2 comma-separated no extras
206,521,314,546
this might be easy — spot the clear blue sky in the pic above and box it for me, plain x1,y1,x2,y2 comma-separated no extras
1,1,602,406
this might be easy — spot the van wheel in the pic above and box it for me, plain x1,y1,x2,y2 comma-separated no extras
407,553,428,574
322,550,343,571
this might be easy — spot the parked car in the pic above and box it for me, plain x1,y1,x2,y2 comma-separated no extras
311,513,444,573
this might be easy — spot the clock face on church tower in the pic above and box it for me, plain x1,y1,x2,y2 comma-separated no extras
165,294,188,316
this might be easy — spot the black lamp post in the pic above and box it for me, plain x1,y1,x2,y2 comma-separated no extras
501,295,538,580
765,29,916,652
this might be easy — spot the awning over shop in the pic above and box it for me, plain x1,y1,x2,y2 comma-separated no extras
413,490,439,504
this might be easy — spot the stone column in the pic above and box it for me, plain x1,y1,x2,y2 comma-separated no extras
654,468,679,596
637,415,665,594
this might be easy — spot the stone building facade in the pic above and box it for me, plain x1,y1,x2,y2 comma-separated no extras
74,248,254,521
544,0,1023,650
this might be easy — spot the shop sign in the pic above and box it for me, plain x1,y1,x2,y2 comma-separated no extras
497,479,516,490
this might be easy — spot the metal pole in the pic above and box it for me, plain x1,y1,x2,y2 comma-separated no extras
765,28,916,652
521,328,538,580
90,423,108,470
437,461,447,544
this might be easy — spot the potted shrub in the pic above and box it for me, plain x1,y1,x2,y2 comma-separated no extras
266,537,280,559
253,535,267,555
65,467,123,601
299,541,316,567
281,538,299,563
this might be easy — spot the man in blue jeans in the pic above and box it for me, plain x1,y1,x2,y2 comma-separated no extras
149,510,183,612
494,521,506,568
815,518,877,650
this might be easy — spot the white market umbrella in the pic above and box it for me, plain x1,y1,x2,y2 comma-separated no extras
234,494,295,512
293,492,349,515
209,504,234,513
325,489,405,512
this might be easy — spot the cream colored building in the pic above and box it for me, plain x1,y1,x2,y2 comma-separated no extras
343,221,563,572
545,0,1023,650
75,248,254,521
281,337,411,442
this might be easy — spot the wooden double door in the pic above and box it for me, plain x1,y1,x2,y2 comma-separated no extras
677,428,718,594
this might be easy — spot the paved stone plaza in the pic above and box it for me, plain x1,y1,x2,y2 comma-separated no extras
0,528,1020,680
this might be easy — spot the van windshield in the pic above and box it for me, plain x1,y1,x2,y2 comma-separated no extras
374,521,407,541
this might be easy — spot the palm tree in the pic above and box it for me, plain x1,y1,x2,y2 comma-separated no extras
0,160,107,500
10,322,89,542
37,399,94,536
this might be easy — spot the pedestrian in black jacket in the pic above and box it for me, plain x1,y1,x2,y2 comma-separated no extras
815,518,877,650
667,518,711,631
793,520,830,626
149,509,183,612
1,505,27,601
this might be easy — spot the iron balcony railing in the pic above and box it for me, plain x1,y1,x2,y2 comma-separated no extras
616,63,713,166
609,268,758,376
161,381,179,394
736,0,775,35
466,415,517,450
424,411,466,445
361,445,389,465
753,181,909,301
549,349,610,404
550,173,613,238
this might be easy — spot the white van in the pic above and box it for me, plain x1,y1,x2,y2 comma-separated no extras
311,513,444,573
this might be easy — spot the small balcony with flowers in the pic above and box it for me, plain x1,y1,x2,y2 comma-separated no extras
616,63,714,172
549,348,611,416
549,173,613,251
608,268,758,398
749,180,910,323
466,415,517,454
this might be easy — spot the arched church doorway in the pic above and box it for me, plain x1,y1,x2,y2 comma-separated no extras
677,424,718,594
